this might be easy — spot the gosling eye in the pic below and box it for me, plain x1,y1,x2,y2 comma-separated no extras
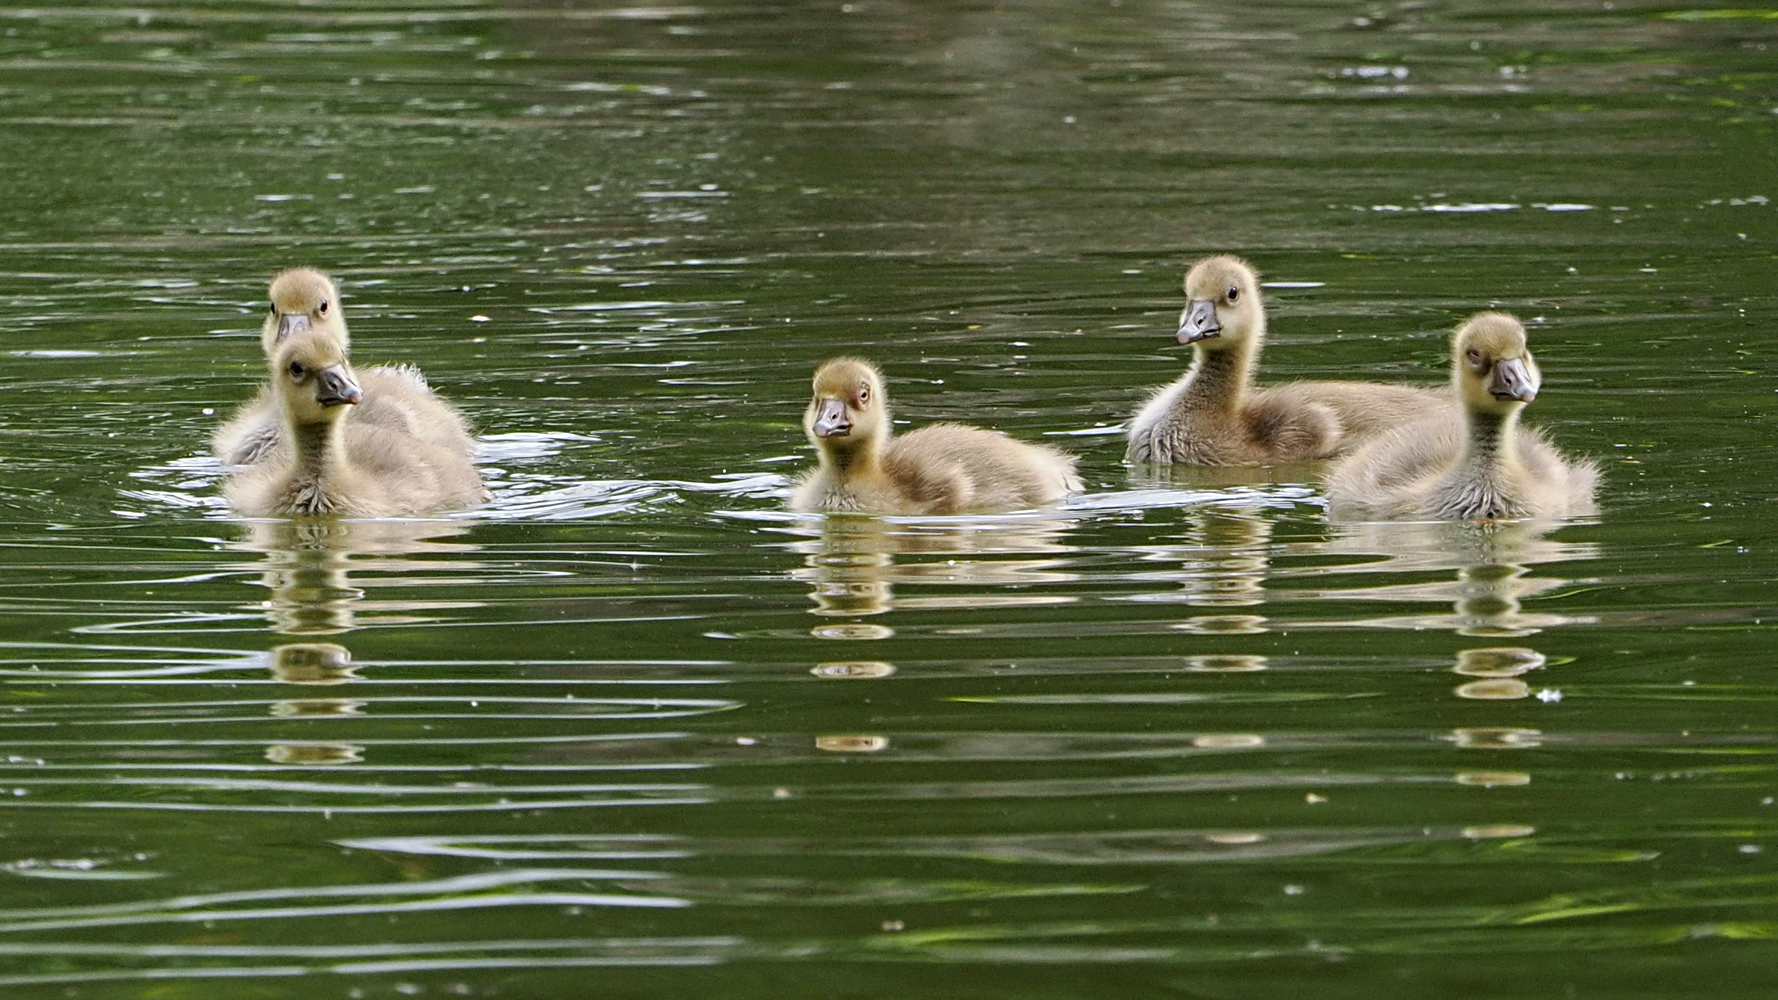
288,361,306,379
1465,349,1486,371
857,386,870,406
1226,286,1240,304
317,299,329,316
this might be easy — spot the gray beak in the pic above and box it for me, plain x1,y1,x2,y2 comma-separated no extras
1177,299,1221,344
811,398,851,438
316,365,363,407
1488,356,1539,403
276,312,311,341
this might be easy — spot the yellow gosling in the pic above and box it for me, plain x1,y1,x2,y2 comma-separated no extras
1126,255,1445,465
1323,312,1597,520
789,358,1080,515
218,271,486,517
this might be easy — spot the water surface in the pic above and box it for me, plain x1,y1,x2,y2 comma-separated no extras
0,2,1775,997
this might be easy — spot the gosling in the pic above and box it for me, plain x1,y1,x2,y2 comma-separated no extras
213,268,478,466
1125,255,1445,465
1322,312,1598,520
789,357,1081,515
218,272,487,517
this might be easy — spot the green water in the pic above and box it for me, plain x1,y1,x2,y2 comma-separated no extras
0,2,1774,996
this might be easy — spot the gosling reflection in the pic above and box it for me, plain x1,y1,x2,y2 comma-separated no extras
1316,519,1598,637
1450,727,1543,749
265,640,366,736
232,519,482,634
816,735,890,753
1452,645,1548,702
1455,771,1531,788
1452,677,1532,701
264,743,364,765
266,642,358,684
800,519,893,617
266,641,366,761
270,698,366,718
1179,509,1272,608
1183,654,1267,672
789,515,1077,619
1453,646,1546,678
811,661,897,679
1124,507,1281,635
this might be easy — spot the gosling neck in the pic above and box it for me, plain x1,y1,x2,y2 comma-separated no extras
289,410,351,481
1184,332,1260,412
1457,404,1520,479
820,427,887,480
1180,309,1265,411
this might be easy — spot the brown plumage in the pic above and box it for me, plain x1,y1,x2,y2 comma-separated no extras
1323,312,1598,521
1125,255,1445,465
217,269,487,517
788,358,1081,515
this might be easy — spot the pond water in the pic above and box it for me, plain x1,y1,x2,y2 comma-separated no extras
0,1,1774,996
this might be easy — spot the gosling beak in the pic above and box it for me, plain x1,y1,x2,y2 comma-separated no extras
276,312,311,341
1488,356,1539,403
1177,298,1221,344
811,398,851,438
316,365,363,407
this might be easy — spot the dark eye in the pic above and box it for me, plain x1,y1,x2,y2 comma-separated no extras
318,300,329,315
289,362,306,379
1466,349,1485,369
1227,286,1240,303
857,386,870,405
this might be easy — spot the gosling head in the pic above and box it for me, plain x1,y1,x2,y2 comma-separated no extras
1452,312,1541,415
805,357,889,455
1177,255,1264,350
263,267,348,354
272,329,363,427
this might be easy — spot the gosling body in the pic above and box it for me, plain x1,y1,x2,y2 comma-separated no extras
1324,312,1597,520
1125,255,1445,465
790,358,1080,515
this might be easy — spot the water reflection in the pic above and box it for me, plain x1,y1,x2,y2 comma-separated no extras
1172,509,1274,609
798,517,894,618
1450,728,1544,750
1313,519,1600,637
266,641,358,685
264,743,365,765
1454,771,1532,788
1452,646,1550,701
1189,733,1266,750
263,641,366,762
816,735,891,753
1453,678,1534,700
268,698,365,719
788,515,1078,622
231,519,484,634
811,661,897,679
1182,654,1268,673
1124,506,1279,613
1453,647,1547,678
